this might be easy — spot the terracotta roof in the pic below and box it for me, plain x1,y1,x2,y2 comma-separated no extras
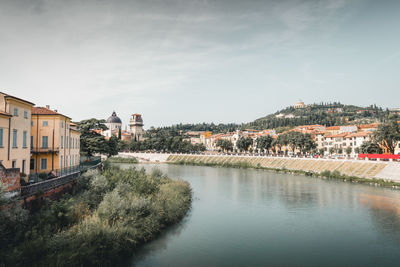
345,132,371,138
0,111,12,117
326,126,340,130
358,123,379,129
0,92,35,105
325,133,348,138
32,107,71,119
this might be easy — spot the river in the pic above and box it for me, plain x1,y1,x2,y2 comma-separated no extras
119,163,400,267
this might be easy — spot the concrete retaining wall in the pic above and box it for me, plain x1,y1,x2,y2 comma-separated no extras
167,154,400,182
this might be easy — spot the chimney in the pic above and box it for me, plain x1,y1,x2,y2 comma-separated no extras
45,105,50,109
54,109,58,112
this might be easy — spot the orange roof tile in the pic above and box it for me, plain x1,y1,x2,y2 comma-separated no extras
345,132,371,138
326,126,340,130
32,107,71,119
1,92,35,105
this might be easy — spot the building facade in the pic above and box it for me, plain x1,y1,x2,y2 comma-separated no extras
0,92,34,177
31,106,80,174
129,113,144,141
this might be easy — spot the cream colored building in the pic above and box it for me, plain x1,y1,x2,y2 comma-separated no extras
31,106,80,174
0,92,34,177
129,113,144,141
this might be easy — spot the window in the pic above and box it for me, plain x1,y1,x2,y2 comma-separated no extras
12,160,16,168
60,156,63,168
23,131,27,148
13,107,18,116
31,120,34,126
61,122,64,128
42,136,48,148
12,130,17,148
66,136,69,148
66,123,69,129
30,159,34,170
24,111,28,119
43,121,48,126
61,136,64,148
31,136,33,148
0,128,3,147
40,158,47,170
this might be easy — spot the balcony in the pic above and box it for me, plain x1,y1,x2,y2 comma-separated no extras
31,146,60,153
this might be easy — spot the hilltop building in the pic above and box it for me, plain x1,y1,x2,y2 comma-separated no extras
294,100,306,109
0,92,34,177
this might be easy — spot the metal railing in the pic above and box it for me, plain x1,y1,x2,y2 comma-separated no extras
22,161,102,197
28,156,102,183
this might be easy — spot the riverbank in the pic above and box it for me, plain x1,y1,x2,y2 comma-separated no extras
0,164,192,266
167,154,400,189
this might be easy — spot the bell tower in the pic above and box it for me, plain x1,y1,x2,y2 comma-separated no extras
129,114,144,141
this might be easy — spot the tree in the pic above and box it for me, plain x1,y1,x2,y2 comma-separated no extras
346,146,353,156
373,120,400,154
106,136,119,158
78,119,108,156
360,141,383,154
216,139,233,153
256,135,273,154
236,137,253,152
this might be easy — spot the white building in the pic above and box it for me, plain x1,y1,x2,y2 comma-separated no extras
103,111,122,138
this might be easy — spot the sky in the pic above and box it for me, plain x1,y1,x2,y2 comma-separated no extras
1,0,400,128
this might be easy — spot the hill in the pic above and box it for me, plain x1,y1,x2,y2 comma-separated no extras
245,102,389,130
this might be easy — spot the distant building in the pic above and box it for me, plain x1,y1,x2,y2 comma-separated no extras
104,111,122,138
294,100,306,109
129,114,144,142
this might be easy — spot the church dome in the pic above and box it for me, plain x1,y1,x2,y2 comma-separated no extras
106,111,122,124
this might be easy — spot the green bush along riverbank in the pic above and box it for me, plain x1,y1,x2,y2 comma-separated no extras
0,162,191,266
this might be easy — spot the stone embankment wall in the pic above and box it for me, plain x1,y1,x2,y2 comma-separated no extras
167,154,400,182
118,152,170,163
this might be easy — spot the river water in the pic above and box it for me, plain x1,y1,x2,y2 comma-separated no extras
120,164,400,267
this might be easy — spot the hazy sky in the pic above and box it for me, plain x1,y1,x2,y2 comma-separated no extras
1,0,400,128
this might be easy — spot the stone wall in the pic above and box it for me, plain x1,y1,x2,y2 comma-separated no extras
167,154,400,182
0,163,20,196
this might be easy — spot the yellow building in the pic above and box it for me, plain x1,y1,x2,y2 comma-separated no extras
31,106,80,174
0,92,35,177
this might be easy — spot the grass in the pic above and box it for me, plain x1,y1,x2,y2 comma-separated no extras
107,156,138,163
168,155,400,189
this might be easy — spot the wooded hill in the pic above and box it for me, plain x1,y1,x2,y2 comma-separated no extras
245,102,391,130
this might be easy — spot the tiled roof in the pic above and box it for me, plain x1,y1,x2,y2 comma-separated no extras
326,126,340,130
358,123,379,129
325,133,348,138
0,92,35,105
32,107,70,119
345,132,371,138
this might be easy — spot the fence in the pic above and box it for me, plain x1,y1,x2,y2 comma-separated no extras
21,161,101,197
